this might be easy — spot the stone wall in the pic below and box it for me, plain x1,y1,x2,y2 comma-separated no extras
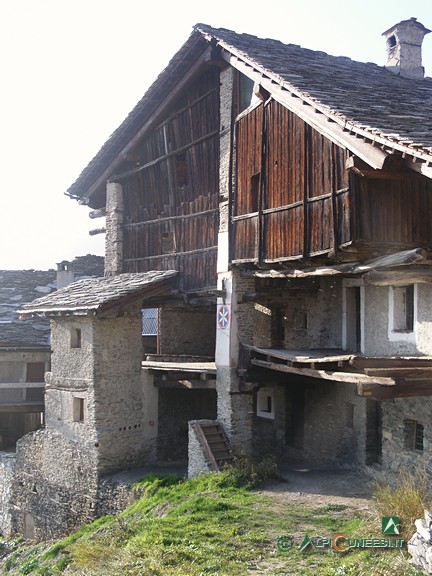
408,510,432,573
380,396,432,476
251,381,370,468
188,420,217,478
0,453,16,536
9,428,99,539
158,388,216,461
104,182,124,276
159,306,216,357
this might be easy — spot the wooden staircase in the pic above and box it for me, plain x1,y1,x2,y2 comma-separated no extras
198,420,233,470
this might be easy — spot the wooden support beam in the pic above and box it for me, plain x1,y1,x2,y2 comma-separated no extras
250,358,396,386
154,379,216,389
364,367,432,378
350,356,432,369
357,380,432,400
364,268,432,286
89,227,106,236
0,402,44,413
0,382,44,389
89,207,106,219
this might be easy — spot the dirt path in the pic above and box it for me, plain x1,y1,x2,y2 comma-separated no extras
257,467,373,510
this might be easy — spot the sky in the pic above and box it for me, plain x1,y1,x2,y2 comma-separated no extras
0,0,431,270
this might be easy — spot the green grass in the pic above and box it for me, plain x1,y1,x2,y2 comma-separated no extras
0,469,423,576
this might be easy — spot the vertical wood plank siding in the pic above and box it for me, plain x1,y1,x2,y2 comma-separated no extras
122,70,220,291
353,176,432,247
233,100,350,264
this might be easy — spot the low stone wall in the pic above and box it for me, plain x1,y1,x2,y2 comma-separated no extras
0,452,17,537
96,478,136,517
408,510,432,573
188,420,217,478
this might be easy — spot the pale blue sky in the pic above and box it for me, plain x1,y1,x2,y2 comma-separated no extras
0,0,431,269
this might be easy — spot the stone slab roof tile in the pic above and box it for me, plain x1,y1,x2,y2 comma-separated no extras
19,271,177,317
0,269,56,346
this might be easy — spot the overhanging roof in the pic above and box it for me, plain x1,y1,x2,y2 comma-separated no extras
242,345,432,400
67,23,432,206
19,271,177,318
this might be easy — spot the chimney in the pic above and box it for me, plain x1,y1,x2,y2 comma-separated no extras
382,17,430,79
56,261,75,289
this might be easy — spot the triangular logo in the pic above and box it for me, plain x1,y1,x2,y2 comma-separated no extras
299,534,313,552
382,516,401,535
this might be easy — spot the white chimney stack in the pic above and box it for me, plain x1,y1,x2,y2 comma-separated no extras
382,17,430,79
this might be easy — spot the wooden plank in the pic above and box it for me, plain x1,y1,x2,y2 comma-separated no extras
350,356,432,369
251,346,353,364
154,380,216,389
0,402,44,413
357,381,432,400
0,382,44,389
364,367,432,378
250,358,397,386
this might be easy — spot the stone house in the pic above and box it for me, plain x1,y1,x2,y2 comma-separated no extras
0,256,103,537
3,18,432,538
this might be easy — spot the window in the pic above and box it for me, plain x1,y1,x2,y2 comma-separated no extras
26,362,45,382
73,397,85,422
392,286,414,331
71,328,82,348
389,285,416,342
235,72,255,115
345,403,355,429
257,387,275,419
142,308,159,336
404,419,424,451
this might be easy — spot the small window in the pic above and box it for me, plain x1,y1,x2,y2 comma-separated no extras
26,362,45,382
250,172,260,213
71,328,82,349
142,308,159,336
236,72,255,115
257,387,275,420
73,397,85,422
345,403,355,429
404,419,424,451
161,231,175,254
392,286,414,332
175,153,188,187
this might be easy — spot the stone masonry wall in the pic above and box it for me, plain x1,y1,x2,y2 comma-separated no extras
0,453,16,536
380,396,432,477
9,428,99,539
159,306,216,357
93,302,155,473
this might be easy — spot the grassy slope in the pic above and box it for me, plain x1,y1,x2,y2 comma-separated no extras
0,471,424,576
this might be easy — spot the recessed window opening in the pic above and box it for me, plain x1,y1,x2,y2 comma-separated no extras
175,153,188,187
250,172,260,213
387,35,397,49
162,231,175,254
392,285,414,332
71,328,82,349
345,403,355,429
73,397,85,422
404,419,424,451
257,387,275,419
26,362,45,382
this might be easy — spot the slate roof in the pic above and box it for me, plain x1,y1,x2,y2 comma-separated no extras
19,271,178,317
0,270,56,347
0,255,105,347
67,22,432,205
